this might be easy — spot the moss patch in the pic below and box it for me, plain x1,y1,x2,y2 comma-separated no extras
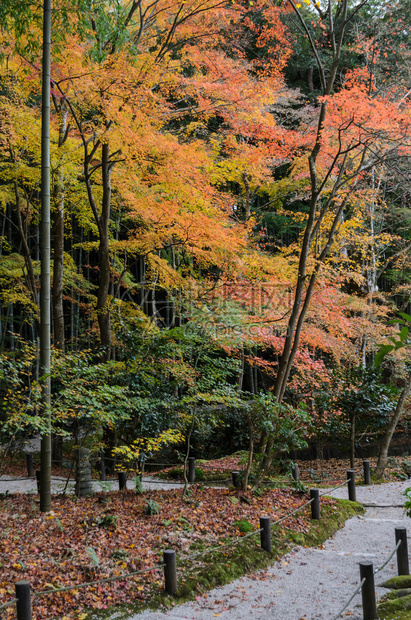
381,576,411,590
378,593,411,619
157,467,220,482
87,498,363,619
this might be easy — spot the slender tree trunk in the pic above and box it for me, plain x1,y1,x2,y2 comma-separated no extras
40,0,52,513
51,100,69,353
349,413,356,469
96,142,112,360
271,0,353,406
13,181,38,308
375,373,411,477
242,412,253,491
307,66,314,92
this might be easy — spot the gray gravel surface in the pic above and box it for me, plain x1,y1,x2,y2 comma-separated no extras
126,480,411,620
0,475,187,494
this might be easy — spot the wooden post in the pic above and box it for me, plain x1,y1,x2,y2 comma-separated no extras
292,463,299,482
363,460,371,486
395,526,410,576
118,472,127,490
35,471,41,493
360,561,378,620
26,454,34,478
15,580,32,620
188,457,195,483
310,488,320,520
347,470,356,502
232,472,241,488
163,549,177,595
260,516,272,552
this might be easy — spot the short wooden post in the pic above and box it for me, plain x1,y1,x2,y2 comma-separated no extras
395,526,410,576
26,454,34,478
310,488,320,520
360,561,377,620
347,469,356,502
292,463,299,482
15,580,32,620
163,549,177,595
260,516,272,552
35,470,41,493
188,457,195,483
232,471,241,489
118,472,127,490
100,451,106,481
363,460,371,486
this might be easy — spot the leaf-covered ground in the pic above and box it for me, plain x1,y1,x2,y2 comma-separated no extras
150,454,410,483
0,485,340,619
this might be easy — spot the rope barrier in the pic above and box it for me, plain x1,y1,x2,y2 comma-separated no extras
331,578,366,620
180,525,265,562
0,477,32,482
34,562,166,597
331,539,402,619
319,479,351,496
0,598,18,610
374,540,401,575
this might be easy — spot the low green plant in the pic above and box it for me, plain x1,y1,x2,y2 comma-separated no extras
234,519,254,534
404,487,411,517
111,549,129,561
96,514,118,528
145,499,160,515
193,467,206,481
86,546,100,567
291,479,307,493
133,475,144,494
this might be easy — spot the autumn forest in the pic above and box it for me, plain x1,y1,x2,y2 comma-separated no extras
1,0,411,487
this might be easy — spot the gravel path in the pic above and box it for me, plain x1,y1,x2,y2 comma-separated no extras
126,480,411,620
0,474,188,494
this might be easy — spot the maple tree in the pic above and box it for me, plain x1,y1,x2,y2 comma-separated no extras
1,0,411,488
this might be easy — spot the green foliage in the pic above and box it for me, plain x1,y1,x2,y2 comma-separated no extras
133,476,144,494
403,487,411,519
110,549,129,561
291,479,307,493
335,367,395,435
251,392,311,455
86,546,100,567
96,514,118,528
0,342,49,446
375,313,411,367
234,519,254,534
145,499,160,516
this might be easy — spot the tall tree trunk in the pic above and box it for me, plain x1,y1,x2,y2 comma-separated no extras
51,99,69,353
375,373,411,478
271,0,352,405
40,0,52,513
307,66,314,92
349,412,356,469
96,142,112,360
13,181,38,308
